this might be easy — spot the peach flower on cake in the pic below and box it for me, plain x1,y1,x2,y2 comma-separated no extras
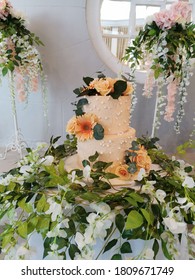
75,113,97,141
89,77,114,96
134,146,152,172
115,164,131,181
66,116,77,135
122,81,134,96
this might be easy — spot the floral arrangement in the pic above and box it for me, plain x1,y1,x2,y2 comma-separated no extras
115,141,152,181
73,73,134,99
123,1,195,134
0,0,46,107
0,135,194,260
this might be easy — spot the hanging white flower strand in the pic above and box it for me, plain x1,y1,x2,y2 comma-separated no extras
0,0,47,116
123,1,195,135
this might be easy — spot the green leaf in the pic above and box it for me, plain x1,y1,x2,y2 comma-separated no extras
152,239,159,259
93,123,104,140
36,215,50,233
88,151,99,162
82,159,90,167
2,67,8,76
18,197,33,213
36,194,47,212
27,216,39,234
83,76,94,86
126,210,144,230
93,161,112,170
148,29,156,36
2,232,14,249
115,214,125,233
131,140,140,150
129,192,144,203
0,184,5,192
80,192,100,202
111,254,122,260
69,244,80,260
103,239,118,253
127,162,137,174
120,242,132,254
111,80,127,99
141,208,153,225
125,197,138,207
77,98,88,108
17,222,28,238
161,240,172,260
103,172,118,180
58,159,66,176
73,88,81,96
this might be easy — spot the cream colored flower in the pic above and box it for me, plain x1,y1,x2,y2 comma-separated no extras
66,116,77,134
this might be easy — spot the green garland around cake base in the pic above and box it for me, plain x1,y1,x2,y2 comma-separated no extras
0,136,194,260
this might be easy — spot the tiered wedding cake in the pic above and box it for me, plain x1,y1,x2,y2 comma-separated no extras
66,75,151,180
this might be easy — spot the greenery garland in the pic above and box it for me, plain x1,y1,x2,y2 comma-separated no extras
0,136,194,260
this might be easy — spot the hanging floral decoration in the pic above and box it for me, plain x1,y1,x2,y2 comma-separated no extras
123,1,195,134
0,0,46,110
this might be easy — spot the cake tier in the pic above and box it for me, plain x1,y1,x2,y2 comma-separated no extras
77,127,136,166
83,95,131,134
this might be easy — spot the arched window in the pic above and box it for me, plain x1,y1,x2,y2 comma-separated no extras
101,0,194,61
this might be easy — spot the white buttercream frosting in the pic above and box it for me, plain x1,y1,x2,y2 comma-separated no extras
77,95,136,165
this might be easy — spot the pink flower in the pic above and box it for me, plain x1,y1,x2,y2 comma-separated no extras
154,1,191,29
170,1,191,24
164,79,178,122
0,0,7,11
154,10,174,29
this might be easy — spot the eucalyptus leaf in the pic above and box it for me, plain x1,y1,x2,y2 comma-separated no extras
93,123,104,140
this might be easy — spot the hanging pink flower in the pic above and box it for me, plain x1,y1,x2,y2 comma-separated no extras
164,79,178,122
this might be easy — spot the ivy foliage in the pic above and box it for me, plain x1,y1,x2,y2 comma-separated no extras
0,136,194,260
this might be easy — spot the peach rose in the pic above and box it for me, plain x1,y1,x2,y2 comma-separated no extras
135,148,152,171
115,164,131,181
90,78,113,96
129,145,152,173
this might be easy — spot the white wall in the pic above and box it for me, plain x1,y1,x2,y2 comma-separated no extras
0,0,194,153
